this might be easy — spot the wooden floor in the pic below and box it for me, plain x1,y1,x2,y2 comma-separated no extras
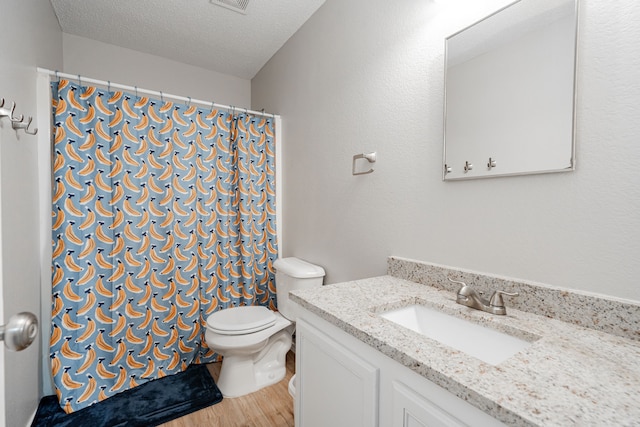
159,351,295,427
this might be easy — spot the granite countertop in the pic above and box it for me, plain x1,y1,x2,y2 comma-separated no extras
290,275,640,426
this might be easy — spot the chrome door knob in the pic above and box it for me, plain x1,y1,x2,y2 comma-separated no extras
0,312,38,351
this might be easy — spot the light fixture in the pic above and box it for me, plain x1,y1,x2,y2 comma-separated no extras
210,0,250,15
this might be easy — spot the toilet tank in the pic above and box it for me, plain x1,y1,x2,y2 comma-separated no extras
274,257,325,321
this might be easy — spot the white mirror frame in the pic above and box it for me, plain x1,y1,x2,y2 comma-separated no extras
443,0,579,181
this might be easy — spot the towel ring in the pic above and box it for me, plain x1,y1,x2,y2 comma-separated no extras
352,152,376,175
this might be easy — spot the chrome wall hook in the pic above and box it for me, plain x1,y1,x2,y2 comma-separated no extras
0,100,24,123
352,152,376,175
12,116,38,135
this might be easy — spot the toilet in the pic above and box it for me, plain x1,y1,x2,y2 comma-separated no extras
205,257,325,397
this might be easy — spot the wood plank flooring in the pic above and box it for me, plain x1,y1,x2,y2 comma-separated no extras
159,351,295,427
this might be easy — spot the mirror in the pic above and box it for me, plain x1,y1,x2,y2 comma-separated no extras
443,0,578,180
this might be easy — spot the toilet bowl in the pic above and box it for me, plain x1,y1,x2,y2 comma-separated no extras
205,306,294,397
205,257,325,397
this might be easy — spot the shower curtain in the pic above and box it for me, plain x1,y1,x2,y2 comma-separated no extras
50,79,278,413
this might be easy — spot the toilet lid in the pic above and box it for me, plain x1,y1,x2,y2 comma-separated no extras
207,306,277,335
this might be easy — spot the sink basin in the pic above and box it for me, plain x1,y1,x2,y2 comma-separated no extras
380,304,533,365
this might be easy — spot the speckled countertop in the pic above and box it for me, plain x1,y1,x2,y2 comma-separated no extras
290,275,640,426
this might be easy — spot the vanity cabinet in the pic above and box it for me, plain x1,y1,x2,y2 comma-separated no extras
295,310,506,427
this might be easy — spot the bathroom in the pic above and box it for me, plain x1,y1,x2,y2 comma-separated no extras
0,0,638,425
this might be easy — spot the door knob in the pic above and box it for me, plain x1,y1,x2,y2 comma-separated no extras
0,312,38,351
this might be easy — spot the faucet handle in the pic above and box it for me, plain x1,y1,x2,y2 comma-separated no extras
447,277,469,292
489,290,519,308
447,278,467,289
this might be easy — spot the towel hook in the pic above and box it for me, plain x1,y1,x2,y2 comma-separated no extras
1,98,36,135
12,116,38,135
0,101,24,123
352,152,376,175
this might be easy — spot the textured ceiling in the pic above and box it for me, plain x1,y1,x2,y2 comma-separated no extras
50,0,326,80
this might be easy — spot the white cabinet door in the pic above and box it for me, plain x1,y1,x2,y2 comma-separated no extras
0,131,4,427
393,381,468,427
296,318,379,427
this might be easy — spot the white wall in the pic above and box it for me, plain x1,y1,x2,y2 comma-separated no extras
0,1,63,425
63,33,251,108
252,0,640,302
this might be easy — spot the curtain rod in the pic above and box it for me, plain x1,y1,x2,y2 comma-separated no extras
37,67,280,119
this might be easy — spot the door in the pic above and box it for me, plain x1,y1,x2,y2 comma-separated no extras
296,318,379,427
0,128,4,427
392,381,468,427
0,93,44,426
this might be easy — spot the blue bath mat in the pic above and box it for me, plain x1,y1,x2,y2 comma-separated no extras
31,364,223,427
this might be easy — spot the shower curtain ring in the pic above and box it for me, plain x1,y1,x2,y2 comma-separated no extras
107,81,111,92
135,86,139,99
77,74,82,86
211,101,215,113
160,91,164,103
54,70,59,81
187,97,191,107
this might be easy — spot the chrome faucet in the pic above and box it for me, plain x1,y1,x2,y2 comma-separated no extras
448,278,518,315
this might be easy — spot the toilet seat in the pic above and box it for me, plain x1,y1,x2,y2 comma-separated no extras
205,311,292,352
207,306,277,335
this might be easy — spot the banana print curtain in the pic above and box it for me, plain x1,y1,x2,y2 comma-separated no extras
50,79,278,413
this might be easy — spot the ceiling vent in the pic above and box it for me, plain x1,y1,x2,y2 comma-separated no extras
210,0,250,15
